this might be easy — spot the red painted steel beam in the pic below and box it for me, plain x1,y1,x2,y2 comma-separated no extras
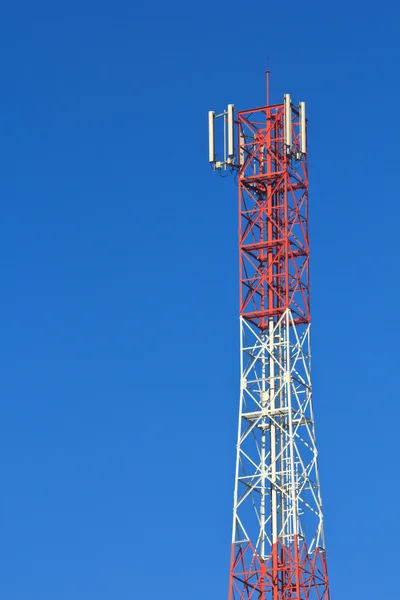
237,104,310,330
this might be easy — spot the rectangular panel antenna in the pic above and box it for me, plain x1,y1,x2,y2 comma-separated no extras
284,94,292,149
228,104,234,157
208,111,215,163
300,102,306,154
239,129,244,166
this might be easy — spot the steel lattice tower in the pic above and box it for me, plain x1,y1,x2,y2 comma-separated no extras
208,75,331,600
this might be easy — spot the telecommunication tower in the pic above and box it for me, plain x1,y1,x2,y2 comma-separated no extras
208,73,331,600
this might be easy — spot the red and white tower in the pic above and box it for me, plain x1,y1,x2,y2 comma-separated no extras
209,74,330,600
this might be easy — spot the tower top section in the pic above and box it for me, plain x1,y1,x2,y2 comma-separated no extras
208,90,310,329
208,94,307,173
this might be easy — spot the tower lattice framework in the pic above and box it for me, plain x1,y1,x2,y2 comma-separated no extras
210,87,331,600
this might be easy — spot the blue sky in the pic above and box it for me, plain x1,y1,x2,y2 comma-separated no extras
0,0,399,598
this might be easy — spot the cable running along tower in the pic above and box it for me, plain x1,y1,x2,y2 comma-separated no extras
208,74,331,600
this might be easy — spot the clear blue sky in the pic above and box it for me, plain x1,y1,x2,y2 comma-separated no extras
0,1,398,598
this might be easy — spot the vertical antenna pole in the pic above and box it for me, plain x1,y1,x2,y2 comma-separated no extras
266,61,270,106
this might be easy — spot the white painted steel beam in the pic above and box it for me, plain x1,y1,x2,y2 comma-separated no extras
231,310,325,558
